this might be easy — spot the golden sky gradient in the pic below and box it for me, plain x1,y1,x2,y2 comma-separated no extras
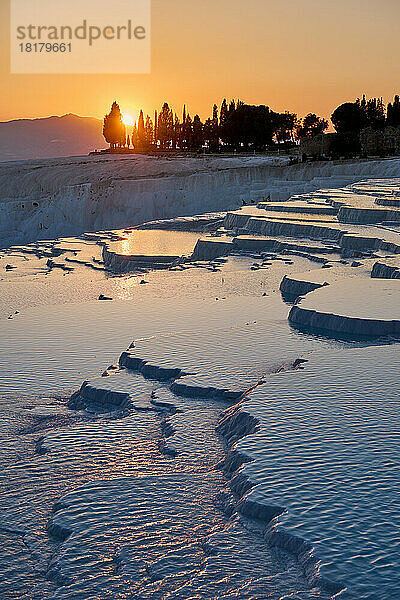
1,0,400,123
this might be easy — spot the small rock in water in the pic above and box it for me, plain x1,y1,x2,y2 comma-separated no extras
351,261,362,267
292,358,308,369
107,365,118,371
262,292,268,297
101,371,110,377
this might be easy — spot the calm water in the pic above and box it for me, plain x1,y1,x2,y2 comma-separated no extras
107,229,201,257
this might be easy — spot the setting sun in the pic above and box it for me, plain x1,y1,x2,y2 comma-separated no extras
122,114,135,127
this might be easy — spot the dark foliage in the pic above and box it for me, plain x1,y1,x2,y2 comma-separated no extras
103,101,126,149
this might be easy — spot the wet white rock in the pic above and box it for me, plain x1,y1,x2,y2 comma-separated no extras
280,259,376,302
289,279,400,336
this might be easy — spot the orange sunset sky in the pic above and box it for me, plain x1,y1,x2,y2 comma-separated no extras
1,0,400,124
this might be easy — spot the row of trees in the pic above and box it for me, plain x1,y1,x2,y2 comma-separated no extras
324,95,400,157
331,95,400,134
103,100,328,152
103,95,400,154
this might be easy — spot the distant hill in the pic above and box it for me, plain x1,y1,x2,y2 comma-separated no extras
0,113,106,162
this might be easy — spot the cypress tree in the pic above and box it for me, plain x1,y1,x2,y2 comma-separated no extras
154,110,158,146
144,115,154,147
137,110,145,147
103,101,126,150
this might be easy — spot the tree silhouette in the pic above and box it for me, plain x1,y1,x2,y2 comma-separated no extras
104,92,400,156
131,122,138,149
192,114,203,150
219,99,228,144
217,102,275,150
103,101,126,150
183,113,193,150
366,97,385,129
387,95,400,127
332,96,387,134
144,115,154,147
274,111,299,144
332,102,364,134
204,104,219,152
297,113,328,138
157,102,174,149
172,114,180,149
137,110,145,148
154,110,158,147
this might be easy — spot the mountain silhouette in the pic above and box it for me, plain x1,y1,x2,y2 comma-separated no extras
0,113,105,162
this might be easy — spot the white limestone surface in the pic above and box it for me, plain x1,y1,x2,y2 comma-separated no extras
289,280,400,336
2,154,400,248
280,259,377,300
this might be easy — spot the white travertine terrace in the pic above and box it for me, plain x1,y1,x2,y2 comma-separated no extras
289,280,400,336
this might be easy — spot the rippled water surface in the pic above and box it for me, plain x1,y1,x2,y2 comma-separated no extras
0,259,398,599
240,345,400,600
0,292,355,397
0,373,328,600
0,291,337,600
0,296,287,395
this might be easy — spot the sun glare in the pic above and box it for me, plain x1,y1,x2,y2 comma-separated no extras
122,113,135,127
